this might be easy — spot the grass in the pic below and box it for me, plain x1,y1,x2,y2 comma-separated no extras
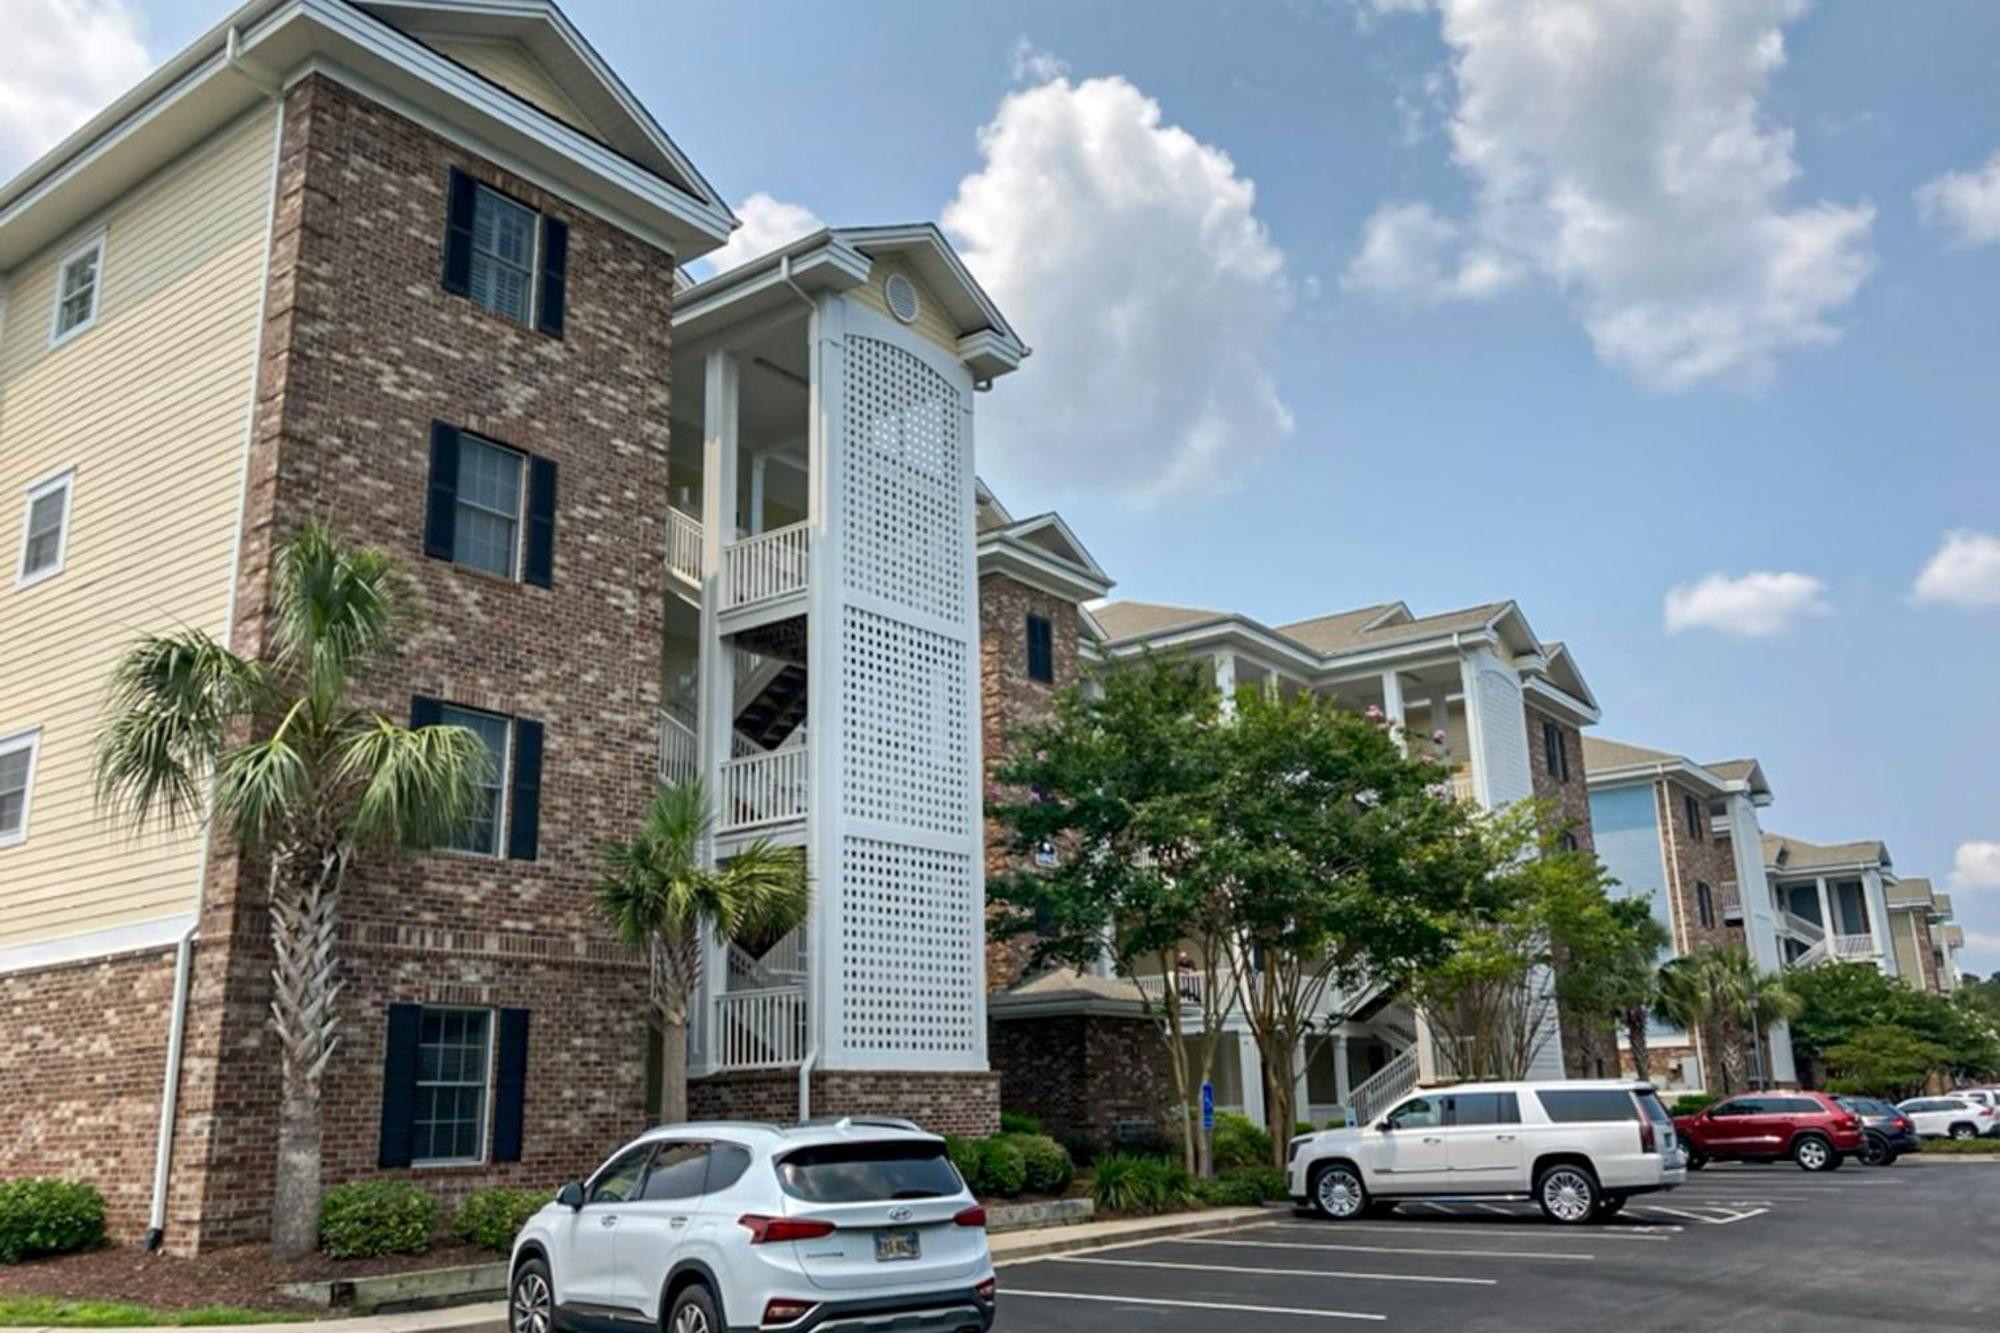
0,1297,313,1327
1916,1137,2000,1155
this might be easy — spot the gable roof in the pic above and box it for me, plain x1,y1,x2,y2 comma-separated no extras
1091,600,1227,641
1277,604,1405,653
975,491,1113,603
1763,832,1891,875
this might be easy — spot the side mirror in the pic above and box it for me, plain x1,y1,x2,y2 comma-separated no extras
1376,1121,1394,1133
557,1180,585,1210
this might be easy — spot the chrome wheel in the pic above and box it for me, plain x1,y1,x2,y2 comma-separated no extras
1952,1124,1978,1141
1795,1137,1831,1170
510,1271,552,1333
1540,1167,1595,1223
1313,1165,1366,1220
669,1302,711,1333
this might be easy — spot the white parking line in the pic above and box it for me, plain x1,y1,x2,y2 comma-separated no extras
1053,1256,1498,1286
1005,1291,1386,1321
1626,1204,1768,1226
1248,1220,1680,1240
1186,1237,1596,1262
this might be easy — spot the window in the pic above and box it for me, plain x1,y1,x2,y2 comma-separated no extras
589,1143,655,1204
1708,1098,1766,1118
425,424,556,587
777,1141,963,1203
0,728,42,848
1448,1092,1520,1126
1025,613,1054,684
412,1008,492,1165
705,1142,753,1193
1536,1089,1640,1124
1697,881,1716,929
469,186,537,324
1559,831,1580,854
438,704,511,856
1385,1095,1444,1130
454,437,525,578
440,169,567,337
639,1142,712,1201
16,470,73,586
1542,720,1569,782
50,235,105,344
1683,792,1704,841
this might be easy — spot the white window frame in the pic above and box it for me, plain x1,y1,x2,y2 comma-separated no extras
48,232,107,348
452,434,527,581
410,1005,496,1168
437,703,512,858
15,467,76,589
0,727,43,850
468,184,541,329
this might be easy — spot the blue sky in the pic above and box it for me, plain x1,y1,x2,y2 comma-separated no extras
15,1,1999,968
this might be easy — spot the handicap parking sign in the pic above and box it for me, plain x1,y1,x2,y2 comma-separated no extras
1201,1079,1215,1130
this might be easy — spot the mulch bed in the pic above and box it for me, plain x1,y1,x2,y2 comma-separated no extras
0,1242,497,1315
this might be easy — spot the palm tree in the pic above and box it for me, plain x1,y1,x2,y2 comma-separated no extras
1708,946,1800,1090
1653,952,1722,1089
593,780,809,1124
95,522,488,1257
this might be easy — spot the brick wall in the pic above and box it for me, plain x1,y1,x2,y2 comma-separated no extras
1659,779,1736,955
0,948,178,1240
689,1069,1001,1139
1525,704,1594,852
990,1014,1173,1153
160,74,676,1251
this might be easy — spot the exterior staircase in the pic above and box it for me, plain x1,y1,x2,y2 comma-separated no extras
1348,1048,1419,1126
735,658,808,750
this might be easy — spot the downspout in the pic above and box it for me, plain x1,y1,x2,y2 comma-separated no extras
776,252,818,1125
143,924,198,1251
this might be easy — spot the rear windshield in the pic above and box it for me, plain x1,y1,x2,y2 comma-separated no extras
775,1141,963,1203
1536,1089,1640,1124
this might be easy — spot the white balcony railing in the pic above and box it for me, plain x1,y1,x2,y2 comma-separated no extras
1831,933,1878,961
658,710,698,789
1450,771,1477,804
713,986,807,1070
666,507,703,586
719,747,809,830
1780,910,1825,943
1135,970,1213,1009
721,521,809,610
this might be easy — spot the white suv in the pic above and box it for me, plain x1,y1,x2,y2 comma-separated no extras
508,1118,996,1333
1288,1080,1684,1225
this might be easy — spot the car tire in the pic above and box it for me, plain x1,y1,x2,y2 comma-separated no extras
1950,1123,1979,1141
665,1283,721,1333
1535,1162,1600,1225
1308,1161,1370,1221
1793,1134,1839,1172
1595,1196,1626,1219
1860,1133,1892,1167
509,1258,555,1333
1684,1149,1706,1171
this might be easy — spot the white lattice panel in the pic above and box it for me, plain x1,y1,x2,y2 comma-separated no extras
838,607,971,833
841,335,966,624
837,837,978,1055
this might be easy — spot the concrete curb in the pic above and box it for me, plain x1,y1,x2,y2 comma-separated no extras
989,1204,1277,1264
7,1302,510,1333
280,1263,508,1314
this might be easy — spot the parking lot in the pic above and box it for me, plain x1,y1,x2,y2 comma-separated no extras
995,1161,2000,1331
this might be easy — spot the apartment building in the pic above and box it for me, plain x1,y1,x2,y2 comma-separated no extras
1762,833,1959,992
1885,878,1962,994
0,0,1016,1252
1582,739,1798,1089
986,595,1602,1141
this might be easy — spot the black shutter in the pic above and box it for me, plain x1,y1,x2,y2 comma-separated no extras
411,695,441,730
442,168,477,296
1026,614,1053,683
507,718,543,861
492,1008,530,1162
525,456,557,587
378,1004,423,1168
536,216,567,338
425,422,460,561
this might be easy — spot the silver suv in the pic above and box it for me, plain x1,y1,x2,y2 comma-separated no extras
509,1118,995,1333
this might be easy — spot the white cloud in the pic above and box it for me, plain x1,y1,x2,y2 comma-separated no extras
1009,38,1069,85
944,74,1291,504
1950,842,2000,893
1913,530,2000,609
1344,0,1875,390
1917,149,2000,248
0,0,152,177
692,192,824,278
1663,571,1829,637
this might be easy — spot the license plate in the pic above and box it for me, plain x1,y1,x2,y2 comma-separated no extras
874,1228,921,1262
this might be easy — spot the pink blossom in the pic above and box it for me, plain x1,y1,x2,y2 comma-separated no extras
1364,705,1384,721
1432,729,1447,745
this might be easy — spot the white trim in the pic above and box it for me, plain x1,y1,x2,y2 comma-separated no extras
409,1004,497,1168
0,726,46,848
436,703,514,857
452,431,530,580
14,467,76,589
0,912,197,975
47,231,107,347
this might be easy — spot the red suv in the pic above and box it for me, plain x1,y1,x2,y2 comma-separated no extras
1675,1091,1864,1172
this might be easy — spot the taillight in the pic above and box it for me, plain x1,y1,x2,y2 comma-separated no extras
1638,1115,1657,1153
974,1277,998,1305
738,1214,836,1244
762,1298,817,1325
954,1205,987,1228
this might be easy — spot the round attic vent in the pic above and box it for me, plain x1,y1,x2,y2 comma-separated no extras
884,272,920,324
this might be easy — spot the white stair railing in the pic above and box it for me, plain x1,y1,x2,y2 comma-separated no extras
1792,938,1830,968
1831,933,1877,961
713,986,807,1070
1349,1048,1419,1125
657,710,698,788
666,507,703,586
719,747,809,830
728,926,809,990
721,521,810,609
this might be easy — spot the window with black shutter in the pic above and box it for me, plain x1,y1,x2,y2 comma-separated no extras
1697,882,1716,929
440,168,567,338
413,698,543,861
1542,720,1570,782
1684,792,1704,841
1025,613,1054,684
424,422,556,587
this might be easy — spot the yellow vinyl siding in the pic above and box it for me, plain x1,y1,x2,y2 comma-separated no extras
425,37,604,139
0,107,277,952
851,259,963,356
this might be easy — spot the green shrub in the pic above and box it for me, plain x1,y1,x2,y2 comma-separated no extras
974,1138,1027,1198
0,1178,106,1263
1210,1112,1273,1170
1225,1165,1288,1201
1670,1094,1718,1116
1192,1174,1264,1206
319,1181,435,1258
1294,1122,1317,1137
451,1188,549,1253
944,1136,983,1192
998,1111,1043,1136
1917,1137,2000,1155
996,1134,1073,1195
1092,1155,1198,1216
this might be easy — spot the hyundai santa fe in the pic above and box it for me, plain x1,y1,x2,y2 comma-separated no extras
1287,1079,1684,1225
508,1119,995,1333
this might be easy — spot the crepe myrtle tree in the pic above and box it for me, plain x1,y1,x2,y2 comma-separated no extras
94,521,490,1258
593,779,809,1125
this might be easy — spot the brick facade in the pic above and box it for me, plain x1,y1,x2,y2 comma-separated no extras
989,1015,1173,1154
1659,778,1736,955
1525,704,1594,852
689,1070,1001,1139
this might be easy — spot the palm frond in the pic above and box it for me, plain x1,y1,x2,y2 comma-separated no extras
94,629,263,833
340,716,491,851
712,837,811,940
214,733,312,852
270,520,406,707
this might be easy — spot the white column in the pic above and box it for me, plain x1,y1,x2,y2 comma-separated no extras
1380,670,1406,754
1333,1033,1352,1108
1214,650,1238,718
1237,1033,1266,1129
1413,1008,1439,1083
747,453,768,536
1815,876,1833,938
1863,869,1895,975
1458,656,1488,808
694,349,741,1072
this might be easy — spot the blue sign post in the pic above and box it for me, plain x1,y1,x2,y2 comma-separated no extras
1200,1079,1215,1130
